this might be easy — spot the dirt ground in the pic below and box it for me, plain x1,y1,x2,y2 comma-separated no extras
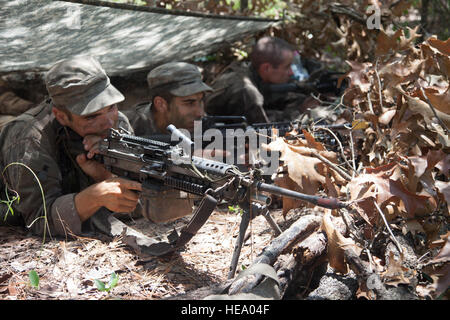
0,207,301,300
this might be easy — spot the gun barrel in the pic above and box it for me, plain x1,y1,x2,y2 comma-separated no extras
256,182,348,210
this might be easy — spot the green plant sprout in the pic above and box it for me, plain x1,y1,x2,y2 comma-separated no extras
2,162,50,240
228,205,244,215
1,186,19,222
28,270,40,289
95,272,119,293
2,162,50,290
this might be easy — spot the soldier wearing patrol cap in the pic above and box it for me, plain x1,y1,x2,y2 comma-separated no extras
124,61,212,137
0,56,142,236
124,62,213,224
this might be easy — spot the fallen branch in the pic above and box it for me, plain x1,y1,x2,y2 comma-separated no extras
294,214,347,265
328,3,367,24
228,213,322,295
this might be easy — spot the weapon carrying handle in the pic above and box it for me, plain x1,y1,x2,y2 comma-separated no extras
166,124,194,154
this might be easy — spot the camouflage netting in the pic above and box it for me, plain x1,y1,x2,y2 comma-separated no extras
0,0,275,77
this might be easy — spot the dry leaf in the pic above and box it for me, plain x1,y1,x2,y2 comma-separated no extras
429,232,450,264
426,37,450,77
435,181,450,215
378,109,396,125
382,251,413,287
390,0,412,17
273,173,305,217
398,26,421,51
375,29,403,56
423,86,450,115
320,210,362,274
428,37,450,55
343,60,373,93
404,94,450,128
348,162,436,220
266,138,329,195
402,219,425,236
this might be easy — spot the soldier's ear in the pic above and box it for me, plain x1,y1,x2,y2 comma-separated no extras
153,96,169,114
258,62,272,81
52,107,70,126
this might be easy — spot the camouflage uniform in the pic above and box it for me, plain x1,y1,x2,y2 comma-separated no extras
124,62,212,223
125,62,212,137
0,80,35,130
205,63,308,124
205,64,269,124
123,102,158,137
0,100,133,235
0,56,130,236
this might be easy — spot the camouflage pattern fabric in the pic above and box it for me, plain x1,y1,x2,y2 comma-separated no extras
205,63,308,124
123,102,159,137
0,100,133,236
0,91,34,116
0,82,35,131
205,64,269,124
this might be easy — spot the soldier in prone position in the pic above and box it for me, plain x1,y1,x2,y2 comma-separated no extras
0,56,142,236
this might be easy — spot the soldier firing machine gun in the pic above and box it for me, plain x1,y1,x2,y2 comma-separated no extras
98,125,349,278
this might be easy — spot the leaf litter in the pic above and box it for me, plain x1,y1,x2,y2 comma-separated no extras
0,208,284,300
1,0,449,300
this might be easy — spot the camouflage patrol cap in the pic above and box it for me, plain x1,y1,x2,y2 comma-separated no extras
45,56,124,116
147,62,212,97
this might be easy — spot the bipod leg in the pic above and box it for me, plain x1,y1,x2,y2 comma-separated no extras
228,208,250,279
261,207,282,236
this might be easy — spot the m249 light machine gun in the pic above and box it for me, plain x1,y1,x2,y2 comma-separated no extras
97,125,349,278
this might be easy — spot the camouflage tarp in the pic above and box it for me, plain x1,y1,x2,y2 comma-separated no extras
0,0,275,76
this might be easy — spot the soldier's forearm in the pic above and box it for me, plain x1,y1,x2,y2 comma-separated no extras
74,185,105,222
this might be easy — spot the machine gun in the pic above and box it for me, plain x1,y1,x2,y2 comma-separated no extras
266,71,347,96
97,125,349,278
147,116,351,151
200,115,351,158
201,115,351,137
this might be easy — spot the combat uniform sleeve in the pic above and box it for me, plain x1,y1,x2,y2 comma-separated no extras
205,71,269,124
122,103,157,136
1,123,82,237
0,91,34,116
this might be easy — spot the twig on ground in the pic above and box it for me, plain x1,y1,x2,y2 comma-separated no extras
310,93,335,106
366,91,375,115
314,126,355,175
349,129,358,176
373,201,403,254
338,209,360,243
312,151,353,181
